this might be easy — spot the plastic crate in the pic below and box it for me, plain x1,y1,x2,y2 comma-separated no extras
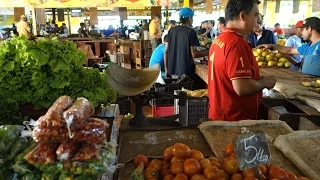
150,78,194,106
152,105,175,117
174,90,208,126
115,96,130,115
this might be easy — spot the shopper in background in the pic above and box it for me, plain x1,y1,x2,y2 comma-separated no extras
60,23,69,36
149,14,162,51
118,20,128,38
259,17,320,76
16,15,30,38
164,7,200,77
89,25,100,37
139,20,149,40
207,20,216,39
78,23,89,38
285,20,304,71
208,0,276,121
12,23,18,35
149,35,168,75
105,25,119,37
273,23,285,36
199,21,209,37
161,20,176,43
246,14,276,48
216,17,226,36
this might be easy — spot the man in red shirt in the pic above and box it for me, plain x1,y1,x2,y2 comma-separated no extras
208,0,276,121
273,23,285,36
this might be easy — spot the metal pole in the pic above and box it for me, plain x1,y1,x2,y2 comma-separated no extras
67,8,71,35
31,8,37,36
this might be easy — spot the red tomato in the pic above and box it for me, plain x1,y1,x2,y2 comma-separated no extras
173,173,188,180
208,156,219,162
224,143,234,156
190,149,204,161
134,155,148,168
258,164,268,176
287,171,297,180
190,174,207,180
268,166,290,180
163,147,174,162
203,166,220,179
218,169,230,179
144,167,159,179
243,178,258,180
171,156,185,164
210,160,222,169
199,158,211,171
231,173,244,180
242,168,255,178
297,177,310,180
223,158,240,175
170,162,184,175
148,159,163,171
161,164,171,177
183,158,201,177
163,174,175,180
172,143,191,159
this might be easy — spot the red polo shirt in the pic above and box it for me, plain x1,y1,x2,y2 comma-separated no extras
208,28,262,121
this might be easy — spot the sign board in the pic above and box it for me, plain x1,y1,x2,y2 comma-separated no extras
233,130,271,171
14,7,25,22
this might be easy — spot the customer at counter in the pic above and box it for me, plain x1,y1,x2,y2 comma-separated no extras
78,23,89,38
164,7,200,77
208,0,276,121
246,14,276,48
104,25,119,37
17,15,30,38
258,17,320,77
139,20,149,40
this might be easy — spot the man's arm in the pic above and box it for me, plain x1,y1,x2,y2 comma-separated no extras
164,44,168,73
257,44,300,55
232,76,276,96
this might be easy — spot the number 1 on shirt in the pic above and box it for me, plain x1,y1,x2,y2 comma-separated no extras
240,57,244,68
210,52,215,81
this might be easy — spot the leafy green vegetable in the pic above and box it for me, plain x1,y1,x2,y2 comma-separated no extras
0,36,116,124
0,125,24,157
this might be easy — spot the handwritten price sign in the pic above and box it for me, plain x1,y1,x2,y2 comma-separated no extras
233,130,271,171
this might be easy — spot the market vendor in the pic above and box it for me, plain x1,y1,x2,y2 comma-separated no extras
258,17,320,77
164,7,200,78
208,0,276,121
149,14,162,51
246,14,276,48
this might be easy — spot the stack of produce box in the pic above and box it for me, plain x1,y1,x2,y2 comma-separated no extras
13,96,117,180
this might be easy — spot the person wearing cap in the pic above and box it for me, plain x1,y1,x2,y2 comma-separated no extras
16,15,31,38
284,20,304,71
273,23,285,36
208,0,276,121
258,17,320,76
246,14,276,48
149,14,162,51
217,17,226,36
164,7,200,77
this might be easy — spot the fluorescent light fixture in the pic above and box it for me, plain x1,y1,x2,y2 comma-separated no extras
71,9,81,13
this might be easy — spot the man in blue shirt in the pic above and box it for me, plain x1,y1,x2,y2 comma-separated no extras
149,35,167,74
258,17,320,77
285,20,303,71
246,14,276,48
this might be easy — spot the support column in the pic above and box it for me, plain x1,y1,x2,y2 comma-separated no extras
206,0,213,14
89,7,98,25
220,0,228,7
67,9,71,35
31,8,37,36
183,0,193,8
52,8,56,23
151,6,161,18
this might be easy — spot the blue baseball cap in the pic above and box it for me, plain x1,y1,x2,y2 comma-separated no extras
179,7,194,18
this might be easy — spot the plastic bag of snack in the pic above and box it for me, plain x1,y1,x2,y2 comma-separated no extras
56,141,81,161
38,96,73,128
72,144,100,161
74,118,108,144
32,127,68,142
63,97,94,138
24,143,59,165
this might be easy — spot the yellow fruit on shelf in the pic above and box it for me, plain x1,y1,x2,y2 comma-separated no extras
284,62,291,68
273,57,278,62
256,56,265,62
258,62,264,67
301,81,312,87
275,53,282,59
268,61,276,67
253,51,259,57
265,55,273,61
252,48,257,52
277,62,284,67
256,49,262,53
279,57,288,63
316,80,320,84
261,52,268,57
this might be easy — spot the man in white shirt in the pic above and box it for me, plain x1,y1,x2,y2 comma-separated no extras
285,20,303,71
16,15,30,38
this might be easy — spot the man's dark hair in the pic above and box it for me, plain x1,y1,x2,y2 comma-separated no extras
163,35,168,42
208,20,215,26
225,0,260,22
274,23,280,26
218,17,226,26
154,14,161,19
180,16,189,24
169,20,176,25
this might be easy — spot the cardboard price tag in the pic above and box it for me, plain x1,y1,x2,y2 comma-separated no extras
233,130,271,171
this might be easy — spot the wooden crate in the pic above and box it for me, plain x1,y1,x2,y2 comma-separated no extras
135,58,142,69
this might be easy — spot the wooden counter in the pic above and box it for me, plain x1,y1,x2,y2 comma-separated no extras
195,64,208,84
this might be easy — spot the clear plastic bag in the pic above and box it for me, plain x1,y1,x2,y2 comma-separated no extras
72,144,100,161
38,96,73,129
56,141,80,161
63,97,94,138
24,143,60,165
